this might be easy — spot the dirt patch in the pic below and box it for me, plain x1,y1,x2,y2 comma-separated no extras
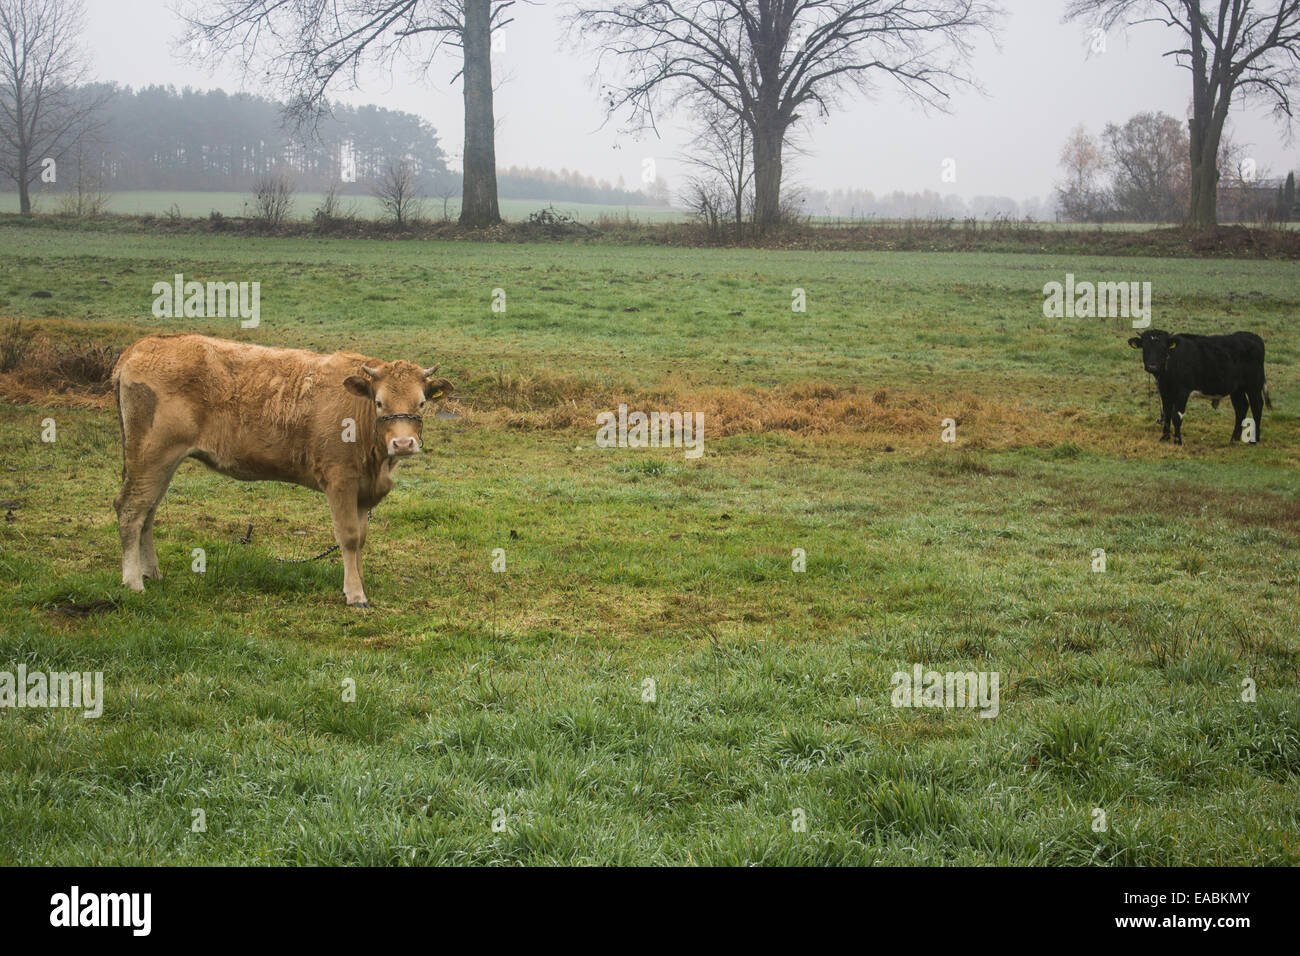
51,598,119,618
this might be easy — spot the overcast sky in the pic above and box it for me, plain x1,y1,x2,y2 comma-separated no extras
88,0,1296,205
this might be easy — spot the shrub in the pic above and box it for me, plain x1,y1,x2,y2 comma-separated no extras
252,172,296,226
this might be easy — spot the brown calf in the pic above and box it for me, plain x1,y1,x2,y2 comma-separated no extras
112,334,454,607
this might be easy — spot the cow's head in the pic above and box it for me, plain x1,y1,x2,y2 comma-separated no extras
344,361,455,458
1128,329,1176,375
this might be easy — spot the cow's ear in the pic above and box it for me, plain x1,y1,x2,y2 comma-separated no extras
344,375,373,399
424,377,454,401
1128,337,1142,349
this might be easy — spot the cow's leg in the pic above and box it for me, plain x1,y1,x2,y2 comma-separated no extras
139,452,187,579
115,475,149,592
115,444,187,591
1171,389,1191,445
1159,390,1173,441
1247,387,1264,443
326,485,369,607
1230,391,1248,443
140,508,161,580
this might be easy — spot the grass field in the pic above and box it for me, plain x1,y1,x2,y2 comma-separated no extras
9,190,1297,232
0,225,1297,865
0,190,682,224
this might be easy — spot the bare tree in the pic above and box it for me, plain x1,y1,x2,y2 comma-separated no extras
1102,111,1189,221
179,0,517,228
436,182,458,221
372,160,427,225
570,1,999,232
1067,1,1300,228
1054,124,1108,221
0,0,102,215
683,102,754,238
55,123,108,217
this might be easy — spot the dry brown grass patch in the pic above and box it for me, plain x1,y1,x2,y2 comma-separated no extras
458,376,1098,450
0,319,123,406
0,333,1126,454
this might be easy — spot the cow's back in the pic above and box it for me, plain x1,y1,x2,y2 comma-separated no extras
1229,331,1266,362
1168,332,1266,395
115,334,375,487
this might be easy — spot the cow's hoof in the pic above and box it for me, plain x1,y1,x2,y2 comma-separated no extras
1174,438,1183,446
1159,435,1170,442
349,600,371,609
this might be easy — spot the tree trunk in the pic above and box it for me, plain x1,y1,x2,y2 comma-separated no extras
733,132,745,240
752,120,783,233
18,147,31,215
1185,13,1219,230
1187,113,1223,229
459,0,500,228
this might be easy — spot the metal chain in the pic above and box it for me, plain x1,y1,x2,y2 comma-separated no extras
277,543,341,564
236,510,374,563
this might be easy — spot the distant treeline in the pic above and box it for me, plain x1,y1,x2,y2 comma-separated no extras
63,84,451,193
798,187,1046,222
58,85,652,205
497,166,651,207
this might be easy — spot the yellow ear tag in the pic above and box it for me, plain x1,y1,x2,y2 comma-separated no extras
428,389,444,399
1169,342,1177,349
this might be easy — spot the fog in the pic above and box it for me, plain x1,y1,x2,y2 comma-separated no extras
87,0,1295,204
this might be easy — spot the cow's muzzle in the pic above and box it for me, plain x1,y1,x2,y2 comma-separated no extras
376,412,423,457
388,436,421,457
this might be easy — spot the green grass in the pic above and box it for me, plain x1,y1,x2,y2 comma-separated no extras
0,226,1297,865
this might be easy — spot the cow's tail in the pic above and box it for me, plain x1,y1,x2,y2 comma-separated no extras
1264,382,1274,410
